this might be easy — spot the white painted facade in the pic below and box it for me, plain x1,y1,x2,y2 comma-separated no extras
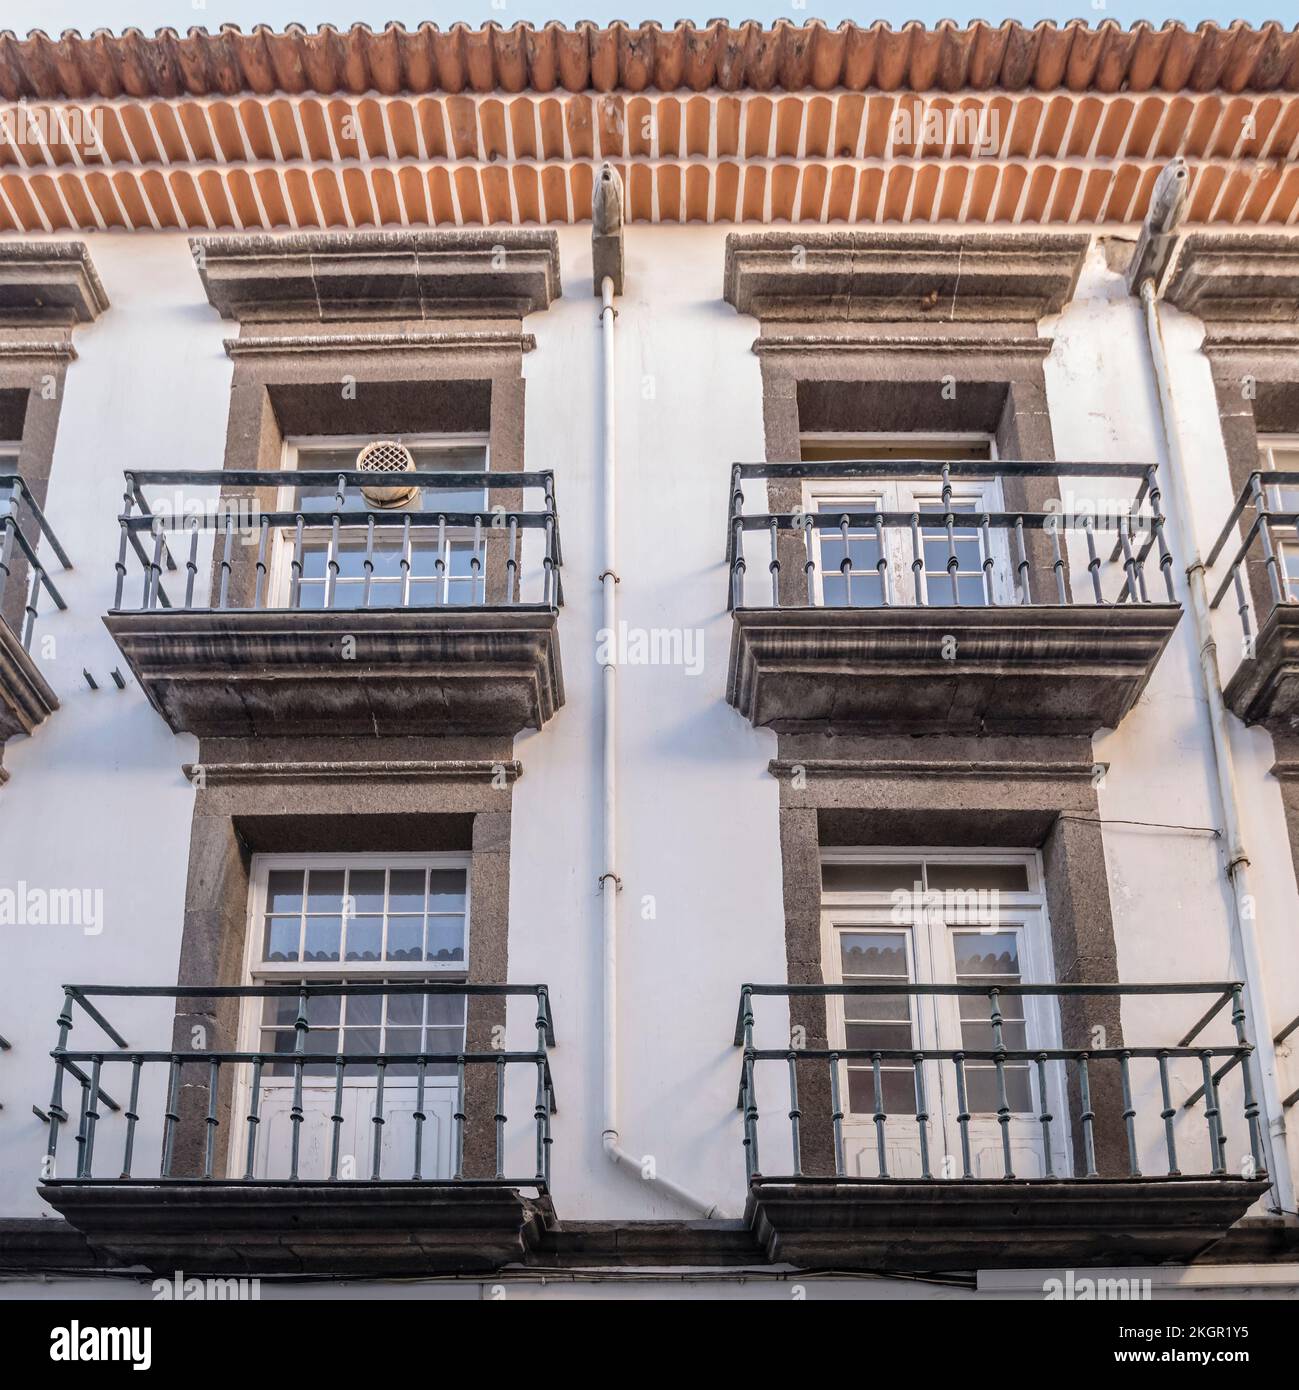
0,223,1297,1296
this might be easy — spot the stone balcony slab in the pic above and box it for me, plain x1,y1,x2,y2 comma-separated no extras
104,606,563,739
727,603,1181,736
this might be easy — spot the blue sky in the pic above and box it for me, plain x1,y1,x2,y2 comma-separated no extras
0,4,1290,39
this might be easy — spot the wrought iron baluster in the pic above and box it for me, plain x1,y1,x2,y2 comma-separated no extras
494,1055,507,1180
253,514,270,609
1035,1053,1055,1178
81,1056,104,1179
160,1056,181,1178
361,515,375,609
803,515,815,605
1050,521,1068,605
184,516,200,608
288,990,308,1181
329,1055,346,1180
989,988,1014,1178
120,1056,143,1179
912,1052,931,1179
370,1058,387,1180
146,518,166,610
953,1052,973,1178
1084,516,1103,603
839,514,853,607
874,514,891,606
1249,475,1288,605
1231,985,1266,1177
1145,467,1176,602
769,516,780,606
741,987,760,1180
413,1058,428,1181
453,1056,467,1180
507,515,519,604
1200,1050,1225,1174
1014,516,1032,603
288,515,305,609
203,1058,221,1178
910,513,926,605
871,1052,888,1178
828,1052,845,1177
217,513,235,610
1078,1054,1098,1177
1119,1049,1141,1177
730,517,746,609
472,515,484,605
243,1056,264,1180
980,513,995,605
1157,1050,1180,1176
786,1052,802,1177
21,564,40,650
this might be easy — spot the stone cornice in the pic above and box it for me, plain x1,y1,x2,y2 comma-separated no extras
1164,233,1299,325
0,242,108,326
768,758,1099,781
182,759,522,785
223,329,536,359
724,231,1090,326
752,332,1051,358
0,336,77,363
192,230,562,324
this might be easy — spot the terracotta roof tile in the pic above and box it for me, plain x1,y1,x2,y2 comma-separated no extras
2,20,1298,102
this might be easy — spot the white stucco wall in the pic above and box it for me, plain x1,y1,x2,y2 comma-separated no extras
0,224,1296,1242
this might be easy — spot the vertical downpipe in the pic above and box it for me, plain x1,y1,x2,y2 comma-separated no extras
594,168,718,1216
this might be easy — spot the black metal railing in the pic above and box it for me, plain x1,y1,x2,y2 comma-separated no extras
0,474,71,650
111,469,563,613
1208,470,1299,642
735,982,1265,1183
726,460,1176,611
39,983,556,1189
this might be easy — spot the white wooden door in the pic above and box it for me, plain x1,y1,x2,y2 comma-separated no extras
824,905,1069,1180
251,1077,456,1181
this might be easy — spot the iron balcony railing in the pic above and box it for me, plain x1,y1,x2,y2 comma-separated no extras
111,469,563,613
1208,469,1299,641
735,982,1265,1184
39,983,556,1190
726,460,1176,611
0,474,71,650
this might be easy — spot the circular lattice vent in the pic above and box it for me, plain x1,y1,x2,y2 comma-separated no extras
356,439,418,508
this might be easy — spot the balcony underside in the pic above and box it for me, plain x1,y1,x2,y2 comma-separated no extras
1223,604,1299,732
41,1181,555,1276
104,606,564,738
0,620,58,780
746,1176,1269,1270
728,604,1181,735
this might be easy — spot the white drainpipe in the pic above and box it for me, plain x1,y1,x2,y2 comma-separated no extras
596,263,720,1218
1138,274,1295,1213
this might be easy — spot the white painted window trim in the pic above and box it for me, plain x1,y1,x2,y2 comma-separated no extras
798,433,1010,605
242,850,472,982
269,433,492,606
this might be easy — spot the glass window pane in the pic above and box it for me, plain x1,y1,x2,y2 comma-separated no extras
426,916,466,962
386,992,424,1027
954,931,1022,976
386,916,423,962
845,1021,912,1050
927,863,1029,893
388,870,426,914
840,932,909,977
266,870,304,913
427,870,466,912
427,994,466,1028
966,1065,1032,1114
847,1067,917,1114
349,870,385,913
306,870,345,913
823,863,922,894
344,915,382,962
263,916,300,962
303,916,342,962
346,993,381,1027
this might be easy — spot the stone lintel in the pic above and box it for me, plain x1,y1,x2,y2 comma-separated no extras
723,231,1090,325
193,229,562,323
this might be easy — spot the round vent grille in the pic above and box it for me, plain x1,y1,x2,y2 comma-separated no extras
356,439,418,508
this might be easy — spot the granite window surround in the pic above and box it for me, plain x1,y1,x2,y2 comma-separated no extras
724,231,1128,1176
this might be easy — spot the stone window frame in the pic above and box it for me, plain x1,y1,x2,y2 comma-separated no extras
724,229,1130,1179
0,242,108,633
167,230,562,1181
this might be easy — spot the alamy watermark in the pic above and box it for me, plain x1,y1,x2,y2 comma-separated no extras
890,882,1001,928
0,882,103,935
889,104,1002,157
597,621,705,676
1,103,107,155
